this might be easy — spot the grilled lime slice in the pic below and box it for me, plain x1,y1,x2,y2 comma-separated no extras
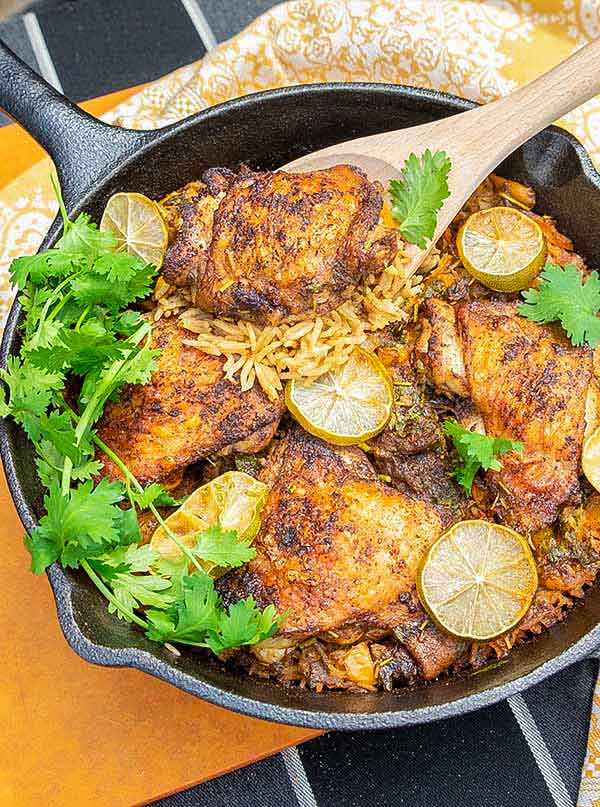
285,348,393,446
417,519,537,641
457,206,546,292
100,191,168,268
150,471,268,575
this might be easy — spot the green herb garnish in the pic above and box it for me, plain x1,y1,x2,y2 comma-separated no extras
443,420,523,496
145,572,283,653
518,262,600,347
390,149,452,249
1,180,284,652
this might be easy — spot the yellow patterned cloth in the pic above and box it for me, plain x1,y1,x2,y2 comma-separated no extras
1,0,600,801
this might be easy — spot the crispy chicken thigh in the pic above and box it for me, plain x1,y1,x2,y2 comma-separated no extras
418,298,593,532
161,166,399,325
217,427,446,637
96,316,284,485
160,168,235,289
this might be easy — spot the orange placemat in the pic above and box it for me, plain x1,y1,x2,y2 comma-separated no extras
0,94,317,807
0,461,316,807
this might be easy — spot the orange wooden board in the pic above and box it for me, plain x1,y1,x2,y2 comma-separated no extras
0,91,318,807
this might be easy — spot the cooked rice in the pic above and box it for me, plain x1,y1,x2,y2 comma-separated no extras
149,174,540,401
153,234,440,401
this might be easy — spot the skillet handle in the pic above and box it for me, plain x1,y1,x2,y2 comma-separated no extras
0,40,154,209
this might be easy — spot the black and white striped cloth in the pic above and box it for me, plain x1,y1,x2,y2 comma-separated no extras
0,2,595,805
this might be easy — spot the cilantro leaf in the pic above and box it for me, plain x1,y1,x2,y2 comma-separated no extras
77,333,159,422
152,554,188,601
70,262,156,313
146,573,285,651
70,458,104,482
145,573,219,644
518,263,600,347
29,323,126,376
111,309,145,336
36,410,83,463
115,337,159,386
35,441,64,489
193,524,255,568
35,439,101,490
0,357,63,441
109,574,174,621
390,150,451,249
97,543,158,574
443,420,523,496
54,213,116,258
25,479,125,572
131,483,183,510
90,543,173,621
206,598,284,654
93,252,145,283
113,506,142,546
10,250,79,288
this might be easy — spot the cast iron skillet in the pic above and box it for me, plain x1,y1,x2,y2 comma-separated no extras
2,41,600,730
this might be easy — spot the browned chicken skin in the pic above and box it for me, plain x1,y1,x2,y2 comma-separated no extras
419,298,592,533
160,168,235,288
96,316,284,484
369,345,465,526
217,426,446,638
161,165,399,324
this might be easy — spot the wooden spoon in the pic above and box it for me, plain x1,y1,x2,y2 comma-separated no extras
284,38,600,274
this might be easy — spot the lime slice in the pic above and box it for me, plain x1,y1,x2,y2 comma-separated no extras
417,519,538,641
285,347,393,446
457,206,546,292
100,191,168,268
583,426,600,493
150,471,268,575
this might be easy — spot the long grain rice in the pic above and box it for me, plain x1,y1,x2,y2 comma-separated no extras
156,235,441,401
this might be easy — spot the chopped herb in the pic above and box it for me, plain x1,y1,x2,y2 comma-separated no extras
390,150,452,249
518,262,600,347
443,419,523,496
145,574,286,652
217,277,235,292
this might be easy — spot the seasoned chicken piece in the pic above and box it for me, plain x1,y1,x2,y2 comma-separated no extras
460,300,592,532
217,427,445,637
416,298,468,397
159,169,235,288
368,345,465,524
96,316,284,485
421,298,593,533
533,493,600,597
393,615,467,681
194,165,399,325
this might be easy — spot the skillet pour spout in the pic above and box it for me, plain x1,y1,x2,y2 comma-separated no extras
2,36,600,729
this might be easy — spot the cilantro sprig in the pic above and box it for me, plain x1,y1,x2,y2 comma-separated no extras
443,420,523,496
518,262,600,348
1,180,284,653
390,149,452,249
145,574,284,652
